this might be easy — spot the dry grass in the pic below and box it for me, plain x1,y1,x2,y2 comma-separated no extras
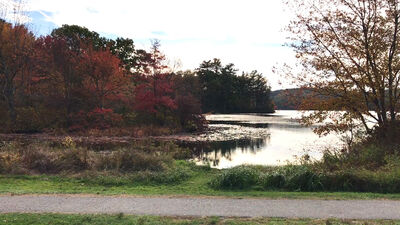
0,139,184,175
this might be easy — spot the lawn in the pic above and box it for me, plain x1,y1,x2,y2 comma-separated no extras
0,214,399,225
2,173,400,200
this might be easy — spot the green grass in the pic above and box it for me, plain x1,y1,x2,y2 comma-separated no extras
0,214,399,225
2,171,400,200
3,140,400,199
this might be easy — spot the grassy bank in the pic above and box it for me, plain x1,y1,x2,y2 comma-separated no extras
2,169,400,200
0,214,399,225
2,140,400,200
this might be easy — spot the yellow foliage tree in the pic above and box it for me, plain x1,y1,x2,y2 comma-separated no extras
286,0,400,136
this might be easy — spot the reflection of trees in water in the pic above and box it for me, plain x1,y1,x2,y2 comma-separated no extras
182,137,270,167
209,120,317,130
208,120,271,128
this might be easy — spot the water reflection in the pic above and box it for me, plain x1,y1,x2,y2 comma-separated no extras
182,137,269,167
185,111,341,169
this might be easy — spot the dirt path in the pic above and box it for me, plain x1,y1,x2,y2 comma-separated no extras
1,195,400,219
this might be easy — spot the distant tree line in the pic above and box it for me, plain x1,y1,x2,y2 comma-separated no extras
196,59,274,113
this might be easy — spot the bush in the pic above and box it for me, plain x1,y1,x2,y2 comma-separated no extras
256,164,400,193
0,153,24,174
285,167,323,191
0,155,5,173
69,108,123,132
258,165,323,192
320,169,400,193
209,166,260,189
20,148,58,173
56,148,91,172
259,172,286,190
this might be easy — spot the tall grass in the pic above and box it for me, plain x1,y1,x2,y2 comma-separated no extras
210,163,400,193
0,140,189,175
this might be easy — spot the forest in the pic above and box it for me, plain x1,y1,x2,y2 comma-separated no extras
0,22,274,134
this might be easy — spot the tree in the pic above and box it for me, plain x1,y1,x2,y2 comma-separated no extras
134,41,176,117
197,59,274,113
0,20,34,125
51,24,108,52
173,70,205,131
35,35,83,125
109,37,137,73
286,0,400,135
197,58,234,113
80,46,128,109
241,70,274,113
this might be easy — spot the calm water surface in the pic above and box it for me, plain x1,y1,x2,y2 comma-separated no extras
191,110,342,169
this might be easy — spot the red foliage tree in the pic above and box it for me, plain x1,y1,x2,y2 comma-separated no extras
135,73,177,113
80,46,128,109
134,41,176,114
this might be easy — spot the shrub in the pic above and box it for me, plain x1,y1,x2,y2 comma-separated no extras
209,166,260,189
20,148,58,173
259,172,286,190
0,153,24,174
56,148,91,172
0,155,5,173
257,164,400,193
285,167,323,191
68,108,123,132
257,165,323,192
320,169,400,193
318,144,388,172
174,95,207,132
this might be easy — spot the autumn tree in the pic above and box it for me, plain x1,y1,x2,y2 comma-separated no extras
0,20,34,125
286,0,400,136
35,35,83,125
80,46,128,109
134,41,176,117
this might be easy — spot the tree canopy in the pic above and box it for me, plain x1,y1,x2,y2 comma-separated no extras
198,59,274,113
286,0,400,135
0,6,274,133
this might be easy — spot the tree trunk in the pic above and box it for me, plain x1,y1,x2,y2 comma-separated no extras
4,83,16,126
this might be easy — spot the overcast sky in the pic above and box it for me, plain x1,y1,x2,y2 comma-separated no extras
3,0,297,90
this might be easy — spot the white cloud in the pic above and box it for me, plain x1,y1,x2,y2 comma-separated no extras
25,0,297,89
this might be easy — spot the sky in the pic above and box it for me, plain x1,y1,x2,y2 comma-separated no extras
2,0,297,90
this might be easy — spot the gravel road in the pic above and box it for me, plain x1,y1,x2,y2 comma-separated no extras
1,195,400,219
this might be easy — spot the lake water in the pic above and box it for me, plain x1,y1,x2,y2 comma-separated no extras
190,110,343,169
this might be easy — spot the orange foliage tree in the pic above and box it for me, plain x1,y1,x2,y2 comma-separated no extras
80,46,128,109
0,20,34,125
286,0,400,136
